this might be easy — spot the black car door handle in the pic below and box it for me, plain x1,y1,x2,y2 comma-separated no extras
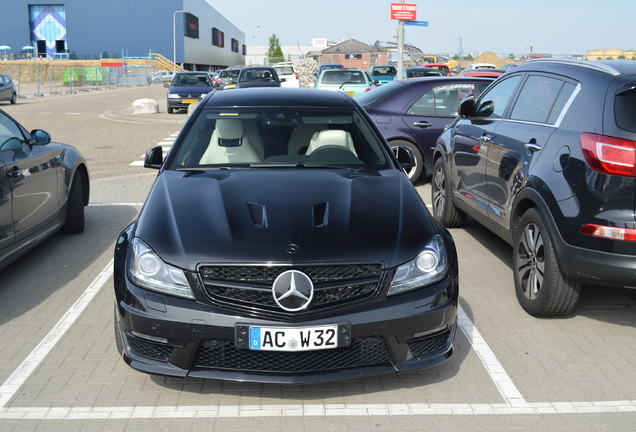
413,121,432,128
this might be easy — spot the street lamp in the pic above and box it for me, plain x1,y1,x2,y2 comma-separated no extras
173,10,190,72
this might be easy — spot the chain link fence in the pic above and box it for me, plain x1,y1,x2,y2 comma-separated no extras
0,62,168,99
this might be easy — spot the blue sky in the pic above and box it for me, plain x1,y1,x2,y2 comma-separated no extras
210,0,633,56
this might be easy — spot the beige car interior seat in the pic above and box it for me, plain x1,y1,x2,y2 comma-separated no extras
306,129,357,156
199,119,262,164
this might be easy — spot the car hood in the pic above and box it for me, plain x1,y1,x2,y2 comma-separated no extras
134,169,438,270
168,85,212,95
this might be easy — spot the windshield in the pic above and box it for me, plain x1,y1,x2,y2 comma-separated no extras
173,74,211,86
167,107,392,170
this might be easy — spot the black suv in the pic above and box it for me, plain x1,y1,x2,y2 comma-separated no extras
432,59,636,317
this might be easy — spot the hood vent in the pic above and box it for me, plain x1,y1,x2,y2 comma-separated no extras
248,202,268,228
312,202,329,228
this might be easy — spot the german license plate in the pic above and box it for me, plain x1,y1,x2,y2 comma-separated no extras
235,324,350,352
183,99,198,104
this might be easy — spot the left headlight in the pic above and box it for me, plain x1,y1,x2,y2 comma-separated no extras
388,234,448,296
127,238,195,299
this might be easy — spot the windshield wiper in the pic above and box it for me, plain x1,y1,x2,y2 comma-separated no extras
250,162,351,169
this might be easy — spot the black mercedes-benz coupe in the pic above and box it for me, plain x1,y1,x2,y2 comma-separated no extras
113,88,459,384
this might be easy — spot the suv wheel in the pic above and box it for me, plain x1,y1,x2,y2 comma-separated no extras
513,208,581,317
391,140,422,183
431,157,466,227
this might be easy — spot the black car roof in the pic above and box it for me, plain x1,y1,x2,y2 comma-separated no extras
205,88,357,108
517,58,636,77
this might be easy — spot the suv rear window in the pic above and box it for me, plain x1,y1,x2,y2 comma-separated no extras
220,70,240,78
615,87,636,133
274,66,294,75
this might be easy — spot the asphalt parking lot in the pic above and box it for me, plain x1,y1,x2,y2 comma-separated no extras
0,85,635,431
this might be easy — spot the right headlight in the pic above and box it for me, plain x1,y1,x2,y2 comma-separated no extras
168,93,180,99
127,238,194,299
388,234,448,296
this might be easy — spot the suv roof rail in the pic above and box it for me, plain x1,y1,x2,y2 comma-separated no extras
524,58,621,76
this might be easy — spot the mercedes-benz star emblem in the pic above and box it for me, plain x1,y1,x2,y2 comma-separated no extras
272,270,314,312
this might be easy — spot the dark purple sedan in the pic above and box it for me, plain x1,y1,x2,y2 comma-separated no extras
358,77,495,182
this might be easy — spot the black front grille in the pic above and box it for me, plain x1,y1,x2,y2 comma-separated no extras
406,328,452,356
126,333,175,362
199,264,383,312
195,337,391,373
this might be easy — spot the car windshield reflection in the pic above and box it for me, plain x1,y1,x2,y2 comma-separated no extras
167,107,391,170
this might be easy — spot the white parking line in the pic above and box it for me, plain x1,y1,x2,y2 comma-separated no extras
458,304,526,405
0,260,114,409
130,133,178,166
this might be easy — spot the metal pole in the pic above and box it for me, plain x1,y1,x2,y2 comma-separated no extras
173,10,189,72
397,0,405,79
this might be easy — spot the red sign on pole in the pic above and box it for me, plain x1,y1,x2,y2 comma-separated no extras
390,3,417,20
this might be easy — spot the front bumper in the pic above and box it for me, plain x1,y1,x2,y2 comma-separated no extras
114,273,458,384
167,96,203,110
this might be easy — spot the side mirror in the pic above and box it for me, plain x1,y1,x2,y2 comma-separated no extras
144,146,164,169
280,78,287,82
30,129,51,145
164,83,170,88
458,95,476,117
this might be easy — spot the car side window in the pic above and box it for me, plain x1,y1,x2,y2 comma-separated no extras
0,112,25,151
510,75,568,124
475,75,521,119
407,84,477,116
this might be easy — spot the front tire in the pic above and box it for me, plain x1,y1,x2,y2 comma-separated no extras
391,140,422,183
10,93,17,104
431,157,466,227
513,208,580,317
62,173,85,234
167,106,174,114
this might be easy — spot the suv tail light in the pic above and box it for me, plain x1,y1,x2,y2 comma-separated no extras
580,132,636,177
580,224,636,242
294,72,299,81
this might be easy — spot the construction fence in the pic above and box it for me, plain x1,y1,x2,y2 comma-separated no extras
0,61,170,98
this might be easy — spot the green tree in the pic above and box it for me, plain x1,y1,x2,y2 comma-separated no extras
268,34,284,64
507,53,516,60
